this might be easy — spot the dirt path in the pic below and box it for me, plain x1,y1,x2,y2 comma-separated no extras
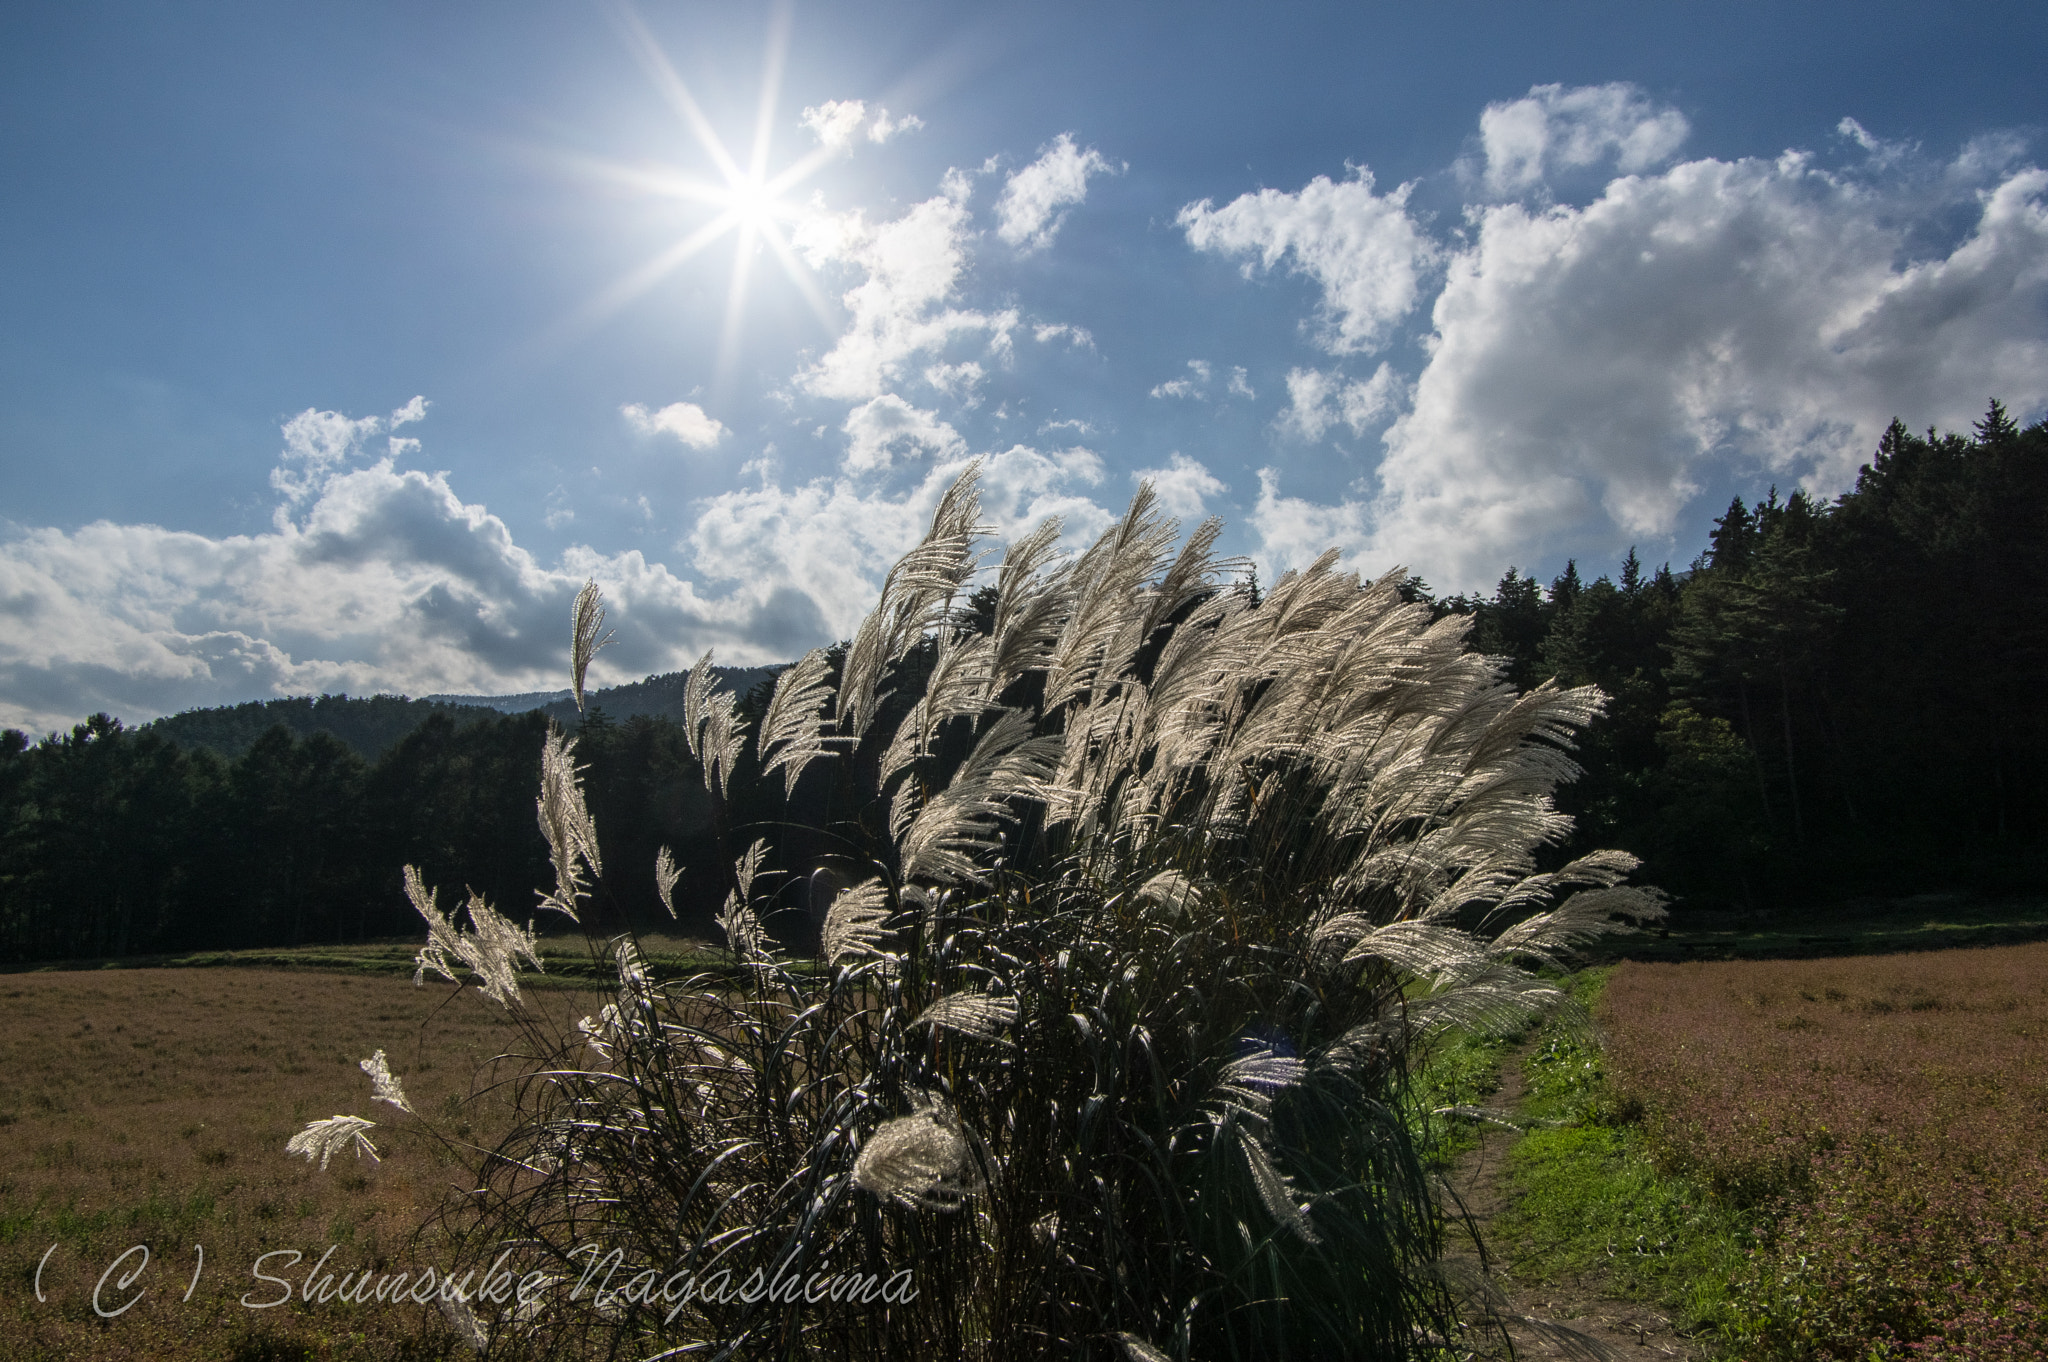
1441,1043,1703,1361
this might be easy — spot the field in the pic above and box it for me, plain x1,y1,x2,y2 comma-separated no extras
1598,943,2048,1358
10,931,2047,1360
29,931,725,984
0,967,609,1361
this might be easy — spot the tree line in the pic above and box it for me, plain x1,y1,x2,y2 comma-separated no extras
1424,400,2047,907
1,403,2040,963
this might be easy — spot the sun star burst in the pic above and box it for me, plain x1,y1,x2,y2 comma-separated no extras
574,4,840,380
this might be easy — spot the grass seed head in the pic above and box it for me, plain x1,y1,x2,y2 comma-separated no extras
286,1114,380,1171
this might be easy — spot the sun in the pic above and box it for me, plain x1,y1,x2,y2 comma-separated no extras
571,4,840,379
725,173,782,231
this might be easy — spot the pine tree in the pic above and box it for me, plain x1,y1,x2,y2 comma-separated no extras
1973,397,2018,446
1708,496,1756,574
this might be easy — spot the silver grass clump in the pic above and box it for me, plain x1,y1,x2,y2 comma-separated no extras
577,1004,624,1061
713,839,776,964
834,469,986,742
653,844,681,918
536,723,600,920
286,1114,379,1170
406,867,543,1008
681,650,747,798
852,1100,988,1212
911,990,1019,1043
714,891,768,962
358,1049,413,1114
569,578,615,712
897,709,1062,883
379,461,1661,1361
820,878,891,965
1120,1333,1173,1362
757,646,838,796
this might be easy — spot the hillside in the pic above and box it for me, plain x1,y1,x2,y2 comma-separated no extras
430,664,785,728
140,693,508,760
144,665,786,759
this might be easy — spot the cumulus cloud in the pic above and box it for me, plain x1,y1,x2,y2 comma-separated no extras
996,134,1121,253
1150,359,1211,400
1479,82,1690,196
270,396,430,505
793,192,1018,402
1180,167,1438,354
923,361,985,401
1131,453,1227,520
0,405,1123,734
1249,468,1374,581
800,99,923,155
1277,363,1403,441
0,407,1109,734
621,400,727,448
685,443,1113,650
0,456,756,735
1227,366,1255,399
841,394,965,474
1247,140,2048,591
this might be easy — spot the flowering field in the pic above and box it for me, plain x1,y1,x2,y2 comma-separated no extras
1600,943,2048,1359
0,967,556,1361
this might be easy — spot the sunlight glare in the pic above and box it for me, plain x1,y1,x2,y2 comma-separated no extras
567,2,838,385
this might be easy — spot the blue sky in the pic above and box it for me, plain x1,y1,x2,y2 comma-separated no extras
3,1,2044,732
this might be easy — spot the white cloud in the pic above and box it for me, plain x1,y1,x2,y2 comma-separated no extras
685,443,1113,649
0,453,759,735
1032,322,1094,348
543,486,574,531
923,360,986,401
1180,167,1438,354
1277,363,1403,441
793,192,1019,402
0,408,1111,734
841,394,965,474
939,156,1000,205
1249,468,1373,581
621,400,727,449
1227,366,1255,399
1132,453,1227,520
996,134,1121,253
800,99,923,156
868,108,923,144
1150,359,1211,400
269,396,429,505
1330,150,2048,591
1479,82,1690,196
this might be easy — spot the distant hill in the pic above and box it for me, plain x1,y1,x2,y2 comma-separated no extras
428,664,784,728
142,665,789,760
141,693,508,760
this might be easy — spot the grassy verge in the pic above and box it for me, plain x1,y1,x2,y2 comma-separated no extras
1490,969,1752,1349
1409,1026,1514,1171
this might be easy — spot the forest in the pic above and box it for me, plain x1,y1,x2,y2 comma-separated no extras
1,403,2042,964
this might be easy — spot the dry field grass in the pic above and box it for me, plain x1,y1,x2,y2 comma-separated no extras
1601,943,2048,1358
0,967,603,1361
